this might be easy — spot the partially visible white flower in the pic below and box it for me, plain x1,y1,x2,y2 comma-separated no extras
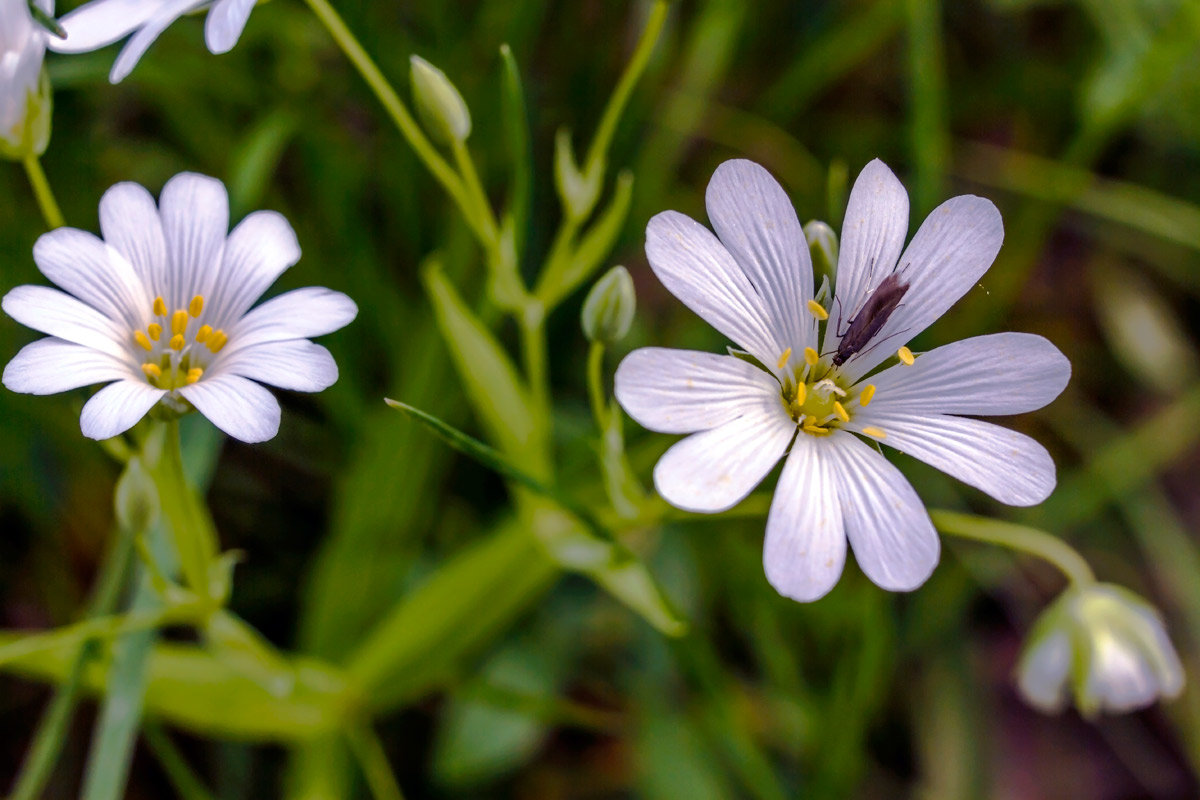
0,0,53,157
2,172,358,442
615,159,1071,602
47,0,256,83
1018,583,1184,716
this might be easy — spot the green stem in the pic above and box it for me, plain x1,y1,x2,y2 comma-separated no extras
451,137,500,250
346,724,407,800
586,341,608,429
0,605,199,669
146,420,218,603
142,723,217,800
930,510,1096,586
520,300,551,457
22,154,65,230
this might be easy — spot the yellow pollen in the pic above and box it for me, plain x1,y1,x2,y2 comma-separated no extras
186,367,204,384
171,310,189,336
806,299,829,321
141,363,162,379
776,348,792,369
897,346,915,366
859,384,876,406
133,330,153,351
804,347,819,366
207,330,228,353
793,382,807,406
169,334,186,351
153,296,167,316
833,401,849,422
188,295,204,317
147,322,162,341
196,324,213,343
861,426,887,439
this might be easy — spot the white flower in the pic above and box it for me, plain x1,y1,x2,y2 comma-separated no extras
47,0,257,83
2,172,357,442
1018,583,1184,715
615,159,1070,602
0,0,52,157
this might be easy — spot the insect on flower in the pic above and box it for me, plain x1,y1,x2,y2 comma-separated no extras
831,271,910,367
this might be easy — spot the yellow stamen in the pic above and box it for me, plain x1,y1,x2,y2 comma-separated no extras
186,367,204,384
188,295,204,317
147,322,162,341
859,384,876,406
133,330,153,351
793,382,807,406
169,334,186,351
152,296,167,316
861,426,887,439
141,363,161,379
776,348,792,369
804,347,819,366
195,324,213,343
207,330,228,353
897,346,915,366
833,401,849,422
806,299,829,321
171,309,189,336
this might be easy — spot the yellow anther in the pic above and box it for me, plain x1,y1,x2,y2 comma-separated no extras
861,426,888,439
147,322,162,341
806,299,829,321
859,384,876,407
793,382,807,406
188,295,204,317
195,324,213,343
804,347,819,366
833,401,849,422
141,363,162,379
133,330,153,351
171,309,189,336
776,348,792,369
152,296,167,316
897,346,915,366
186,367,204,384
169,334,186,351
207,330,228,353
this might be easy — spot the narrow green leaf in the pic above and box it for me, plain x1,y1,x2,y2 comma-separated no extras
499,43,532,259
143,722,217,800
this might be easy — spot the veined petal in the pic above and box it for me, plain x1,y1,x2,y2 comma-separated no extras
223,287,357,354
80,379,165,440
33,228,149,331
763,434,846,602
49,0,161,53
706,159,815,364
99,181,167,291
850,411,1057,506
614,347,781,435
180,373,280,443
3,285,129,360
646,210,787,370
653,401,794,513
158,172,229,310
865,332,1071,416
4,338,134,395
829,432,939,591
841,194,1004,381
205,0,255,53
215,340,338,392
827,159,910,354
108,0,201,83
206,210,300,329
1017,630,1072,713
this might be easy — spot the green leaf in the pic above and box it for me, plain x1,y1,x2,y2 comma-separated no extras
499,44,532,260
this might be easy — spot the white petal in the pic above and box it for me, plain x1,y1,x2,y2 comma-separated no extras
79,379,165,440
33,228,149,330
214,340,338,392
829,433,939,592
653,402,794,513
224,287,357,353
49,0,161,53
180,373,280,443
865,333,1071,416
614,347,781,435
4,338,134,395
851,411,1057,506
827,159,910,354
3,285,129,360
706,159,815,364
1089,634,1160,713
204,0,255,53
108,0,201,83
1017,630,1071,713
840,194,1004,381
205,210,300,328
763,434,847,602
99,181,167,292
645,210,787,370
158,172,229,310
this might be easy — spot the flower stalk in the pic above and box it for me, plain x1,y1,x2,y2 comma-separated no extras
21,153,63,229
930,509,1095,586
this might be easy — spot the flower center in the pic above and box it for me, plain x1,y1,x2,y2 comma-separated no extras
130,294,227,390
781,370,867,437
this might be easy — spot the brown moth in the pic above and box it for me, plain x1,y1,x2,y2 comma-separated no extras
831,273,911,367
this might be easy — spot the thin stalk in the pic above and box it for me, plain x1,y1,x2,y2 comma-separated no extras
519,301,550,458
451,137,500,252
931,510,1095,586
143,723,217,800
346,724,406,800
586,341,608,428
147,420,218,602
22,154,65,229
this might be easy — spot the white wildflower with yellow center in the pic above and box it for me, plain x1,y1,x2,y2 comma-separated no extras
3,172,357,442
0,0,52,156
615,159,1070,601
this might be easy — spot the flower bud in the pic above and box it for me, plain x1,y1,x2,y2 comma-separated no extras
114,456,159,532
1017,583,1184,716
1,0,53,159
554,127,602,221
582,265,635,344
804,220,838,288
410,54,471,145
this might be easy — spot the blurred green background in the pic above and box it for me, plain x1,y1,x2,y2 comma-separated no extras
4,0,1200,796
